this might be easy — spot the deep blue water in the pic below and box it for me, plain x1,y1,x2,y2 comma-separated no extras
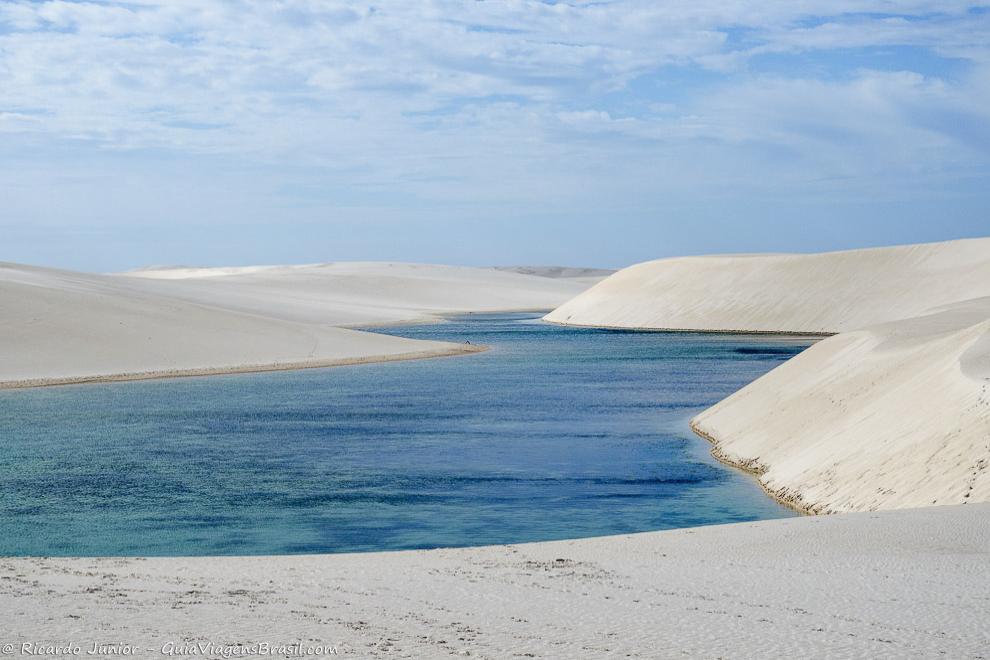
0,314,815,556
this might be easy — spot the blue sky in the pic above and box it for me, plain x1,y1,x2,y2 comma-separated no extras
1,1,988,271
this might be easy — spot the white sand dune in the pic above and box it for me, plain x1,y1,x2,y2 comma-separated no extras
121,262,594,326
0,262,589,388
692,295,990,512
546,237,990,512
0,263,474,388
3,504,986,659
545,237,990,334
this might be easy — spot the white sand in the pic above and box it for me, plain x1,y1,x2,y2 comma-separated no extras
693,295,990,513
545,237,990,333
3,504,987,659
122,262,597,326
0,261,589,388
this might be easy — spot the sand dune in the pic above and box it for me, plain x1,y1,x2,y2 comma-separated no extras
122,262,594,326
0,262,588,388
0,263,475,388
692,295,990,512
545,237,990,333
3,503,986,658
546,237,990,512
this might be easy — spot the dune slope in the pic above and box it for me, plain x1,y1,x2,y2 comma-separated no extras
1,261,591,387
545,237,990,334
122,262,593,326
0,263,480,388
692,296,990,512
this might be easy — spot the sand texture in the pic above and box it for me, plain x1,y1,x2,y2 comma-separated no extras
692,295,990,512
545,237,990,334
2,504,987,659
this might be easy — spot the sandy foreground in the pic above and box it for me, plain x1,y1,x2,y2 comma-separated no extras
0,262,599,387
2,504,987,659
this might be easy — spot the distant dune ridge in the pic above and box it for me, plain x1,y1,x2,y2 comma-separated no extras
0,262,596,388
120,262,601,326
546,237,990,512
545,237,990,334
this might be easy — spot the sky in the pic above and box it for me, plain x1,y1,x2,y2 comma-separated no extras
1,1,989,271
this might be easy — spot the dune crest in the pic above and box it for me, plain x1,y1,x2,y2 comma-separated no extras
544,237,990,334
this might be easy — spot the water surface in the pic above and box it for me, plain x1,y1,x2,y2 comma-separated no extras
0,314,815,556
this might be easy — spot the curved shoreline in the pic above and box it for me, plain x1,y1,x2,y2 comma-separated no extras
689,419,814,515
0,344,487,391
547,315,826,514
542,318,834,337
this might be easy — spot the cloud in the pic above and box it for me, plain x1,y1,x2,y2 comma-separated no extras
1,2,983,143
0,0,988,258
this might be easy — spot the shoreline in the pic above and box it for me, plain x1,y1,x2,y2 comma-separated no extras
542,316,826,514
541,318,835,337
0,344,487,391
543,317,825,514
689,419,815,515
0,307,555,392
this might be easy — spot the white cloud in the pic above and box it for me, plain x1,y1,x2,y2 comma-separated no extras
0,0,988,223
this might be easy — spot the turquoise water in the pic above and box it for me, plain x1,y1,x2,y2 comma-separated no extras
0,314,815,556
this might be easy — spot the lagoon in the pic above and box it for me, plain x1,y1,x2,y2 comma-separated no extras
0,313,814,556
